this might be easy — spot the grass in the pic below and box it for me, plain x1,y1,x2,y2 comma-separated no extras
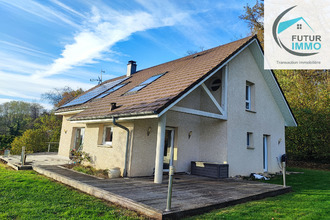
1,162,329,220
186,168,330,220
0,163,145,219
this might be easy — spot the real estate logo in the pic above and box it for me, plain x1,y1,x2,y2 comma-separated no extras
264,0,330,69
273,6,321,56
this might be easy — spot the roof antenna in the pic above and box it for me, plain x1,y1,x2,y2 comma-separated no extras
90,69,104,84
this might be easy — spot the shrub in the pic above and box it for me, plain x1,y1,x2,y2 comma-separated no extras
70,149,91,164
0,135,15,151
11,129,48,154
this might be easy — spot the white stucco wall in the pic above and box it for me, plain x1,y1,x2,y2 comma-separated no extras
58,114,83,157
81,122,133,176
226,47,285,176
129,111,202,176
129,82,227,176
166,111,201,172
167,74,228,173
129,118,158,176
199,118,227,163
57,116,133,176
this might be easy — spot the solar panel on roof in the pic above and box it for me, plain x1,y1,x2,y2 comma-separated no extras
61,78,127,108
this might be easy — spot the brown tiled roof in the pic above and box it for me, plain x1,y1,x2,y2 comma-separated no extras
56,35,256,120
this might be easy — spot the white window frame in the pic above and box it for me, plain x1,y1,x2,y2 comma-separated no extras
73,127,85,150
263,135,269,171
103,126,113,146
247,132,254,149
246,84,251,110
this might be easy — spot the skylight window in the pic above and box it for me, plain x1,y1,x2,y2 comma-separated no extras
125,73,165,94
96,83,127,99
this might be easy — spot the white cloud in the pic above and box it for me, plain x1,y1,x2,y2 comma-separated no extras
35,3,189,78
0,52,48,75
0,98,53,111
136,0,219,48
50,0,86,19
0,0,79,28
0,98,15,104
0,41,55,59
0,71,92,102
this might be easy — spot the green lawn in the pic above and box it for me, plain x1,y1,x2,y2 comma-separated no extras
0,163,145,219
186,168,330,220
0,163,329,220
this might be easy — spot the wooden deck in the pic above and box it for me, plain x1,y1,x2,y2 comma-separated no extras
33,165,291,219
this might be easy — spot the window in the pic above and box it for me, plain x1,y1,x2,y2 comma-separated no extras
125,72,166,94
263,135,269,171
246,85,251,110
73,128,85,150
103,126,113,145
245,81,255,111
247,132,253,149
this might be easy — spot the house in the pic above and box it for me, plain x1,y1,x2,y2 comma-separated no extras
55,35,297,183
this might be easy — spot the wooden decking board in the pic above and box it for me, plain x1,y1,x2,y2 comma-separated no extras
101,186,169,195
120,191,166,201
33,165,291,220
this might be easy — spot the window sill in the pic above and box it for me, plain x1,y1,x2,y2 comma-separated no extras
247,146,255,150
245,109,256,113
97,144,113,148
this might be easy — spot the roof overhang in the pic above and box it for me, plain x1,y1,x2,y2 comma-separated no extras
54,109,84,116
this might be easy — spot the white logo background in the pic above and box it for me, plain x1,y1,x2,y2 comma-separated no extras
264,0,330,69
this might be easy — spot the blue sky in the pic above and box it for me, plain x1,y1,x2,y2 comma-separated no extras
0,0,251,109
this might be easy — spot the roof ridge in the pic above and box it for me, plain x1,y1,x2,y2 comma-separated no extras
136,35,254,74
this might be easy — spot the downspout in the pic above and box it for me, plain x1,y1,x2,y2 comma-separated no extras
113,117,129,177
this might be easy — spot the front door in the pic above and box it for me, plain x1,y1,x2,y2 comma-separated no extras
163,128,175,171
263,135,268,172
74,128,85,151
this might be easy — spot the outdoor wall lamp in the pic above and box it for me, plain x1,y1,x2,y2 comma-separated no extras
147,127,152,136
64,129,68,134
188,131,192,139
278,138,282,145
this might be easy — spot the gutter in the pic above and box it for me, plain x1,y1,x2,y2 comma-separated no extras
70,114,158,124
112,117,130,177
68,110,157,121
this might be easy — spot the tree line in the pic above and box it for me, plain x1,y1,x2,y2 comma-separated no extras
0,87,83,154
